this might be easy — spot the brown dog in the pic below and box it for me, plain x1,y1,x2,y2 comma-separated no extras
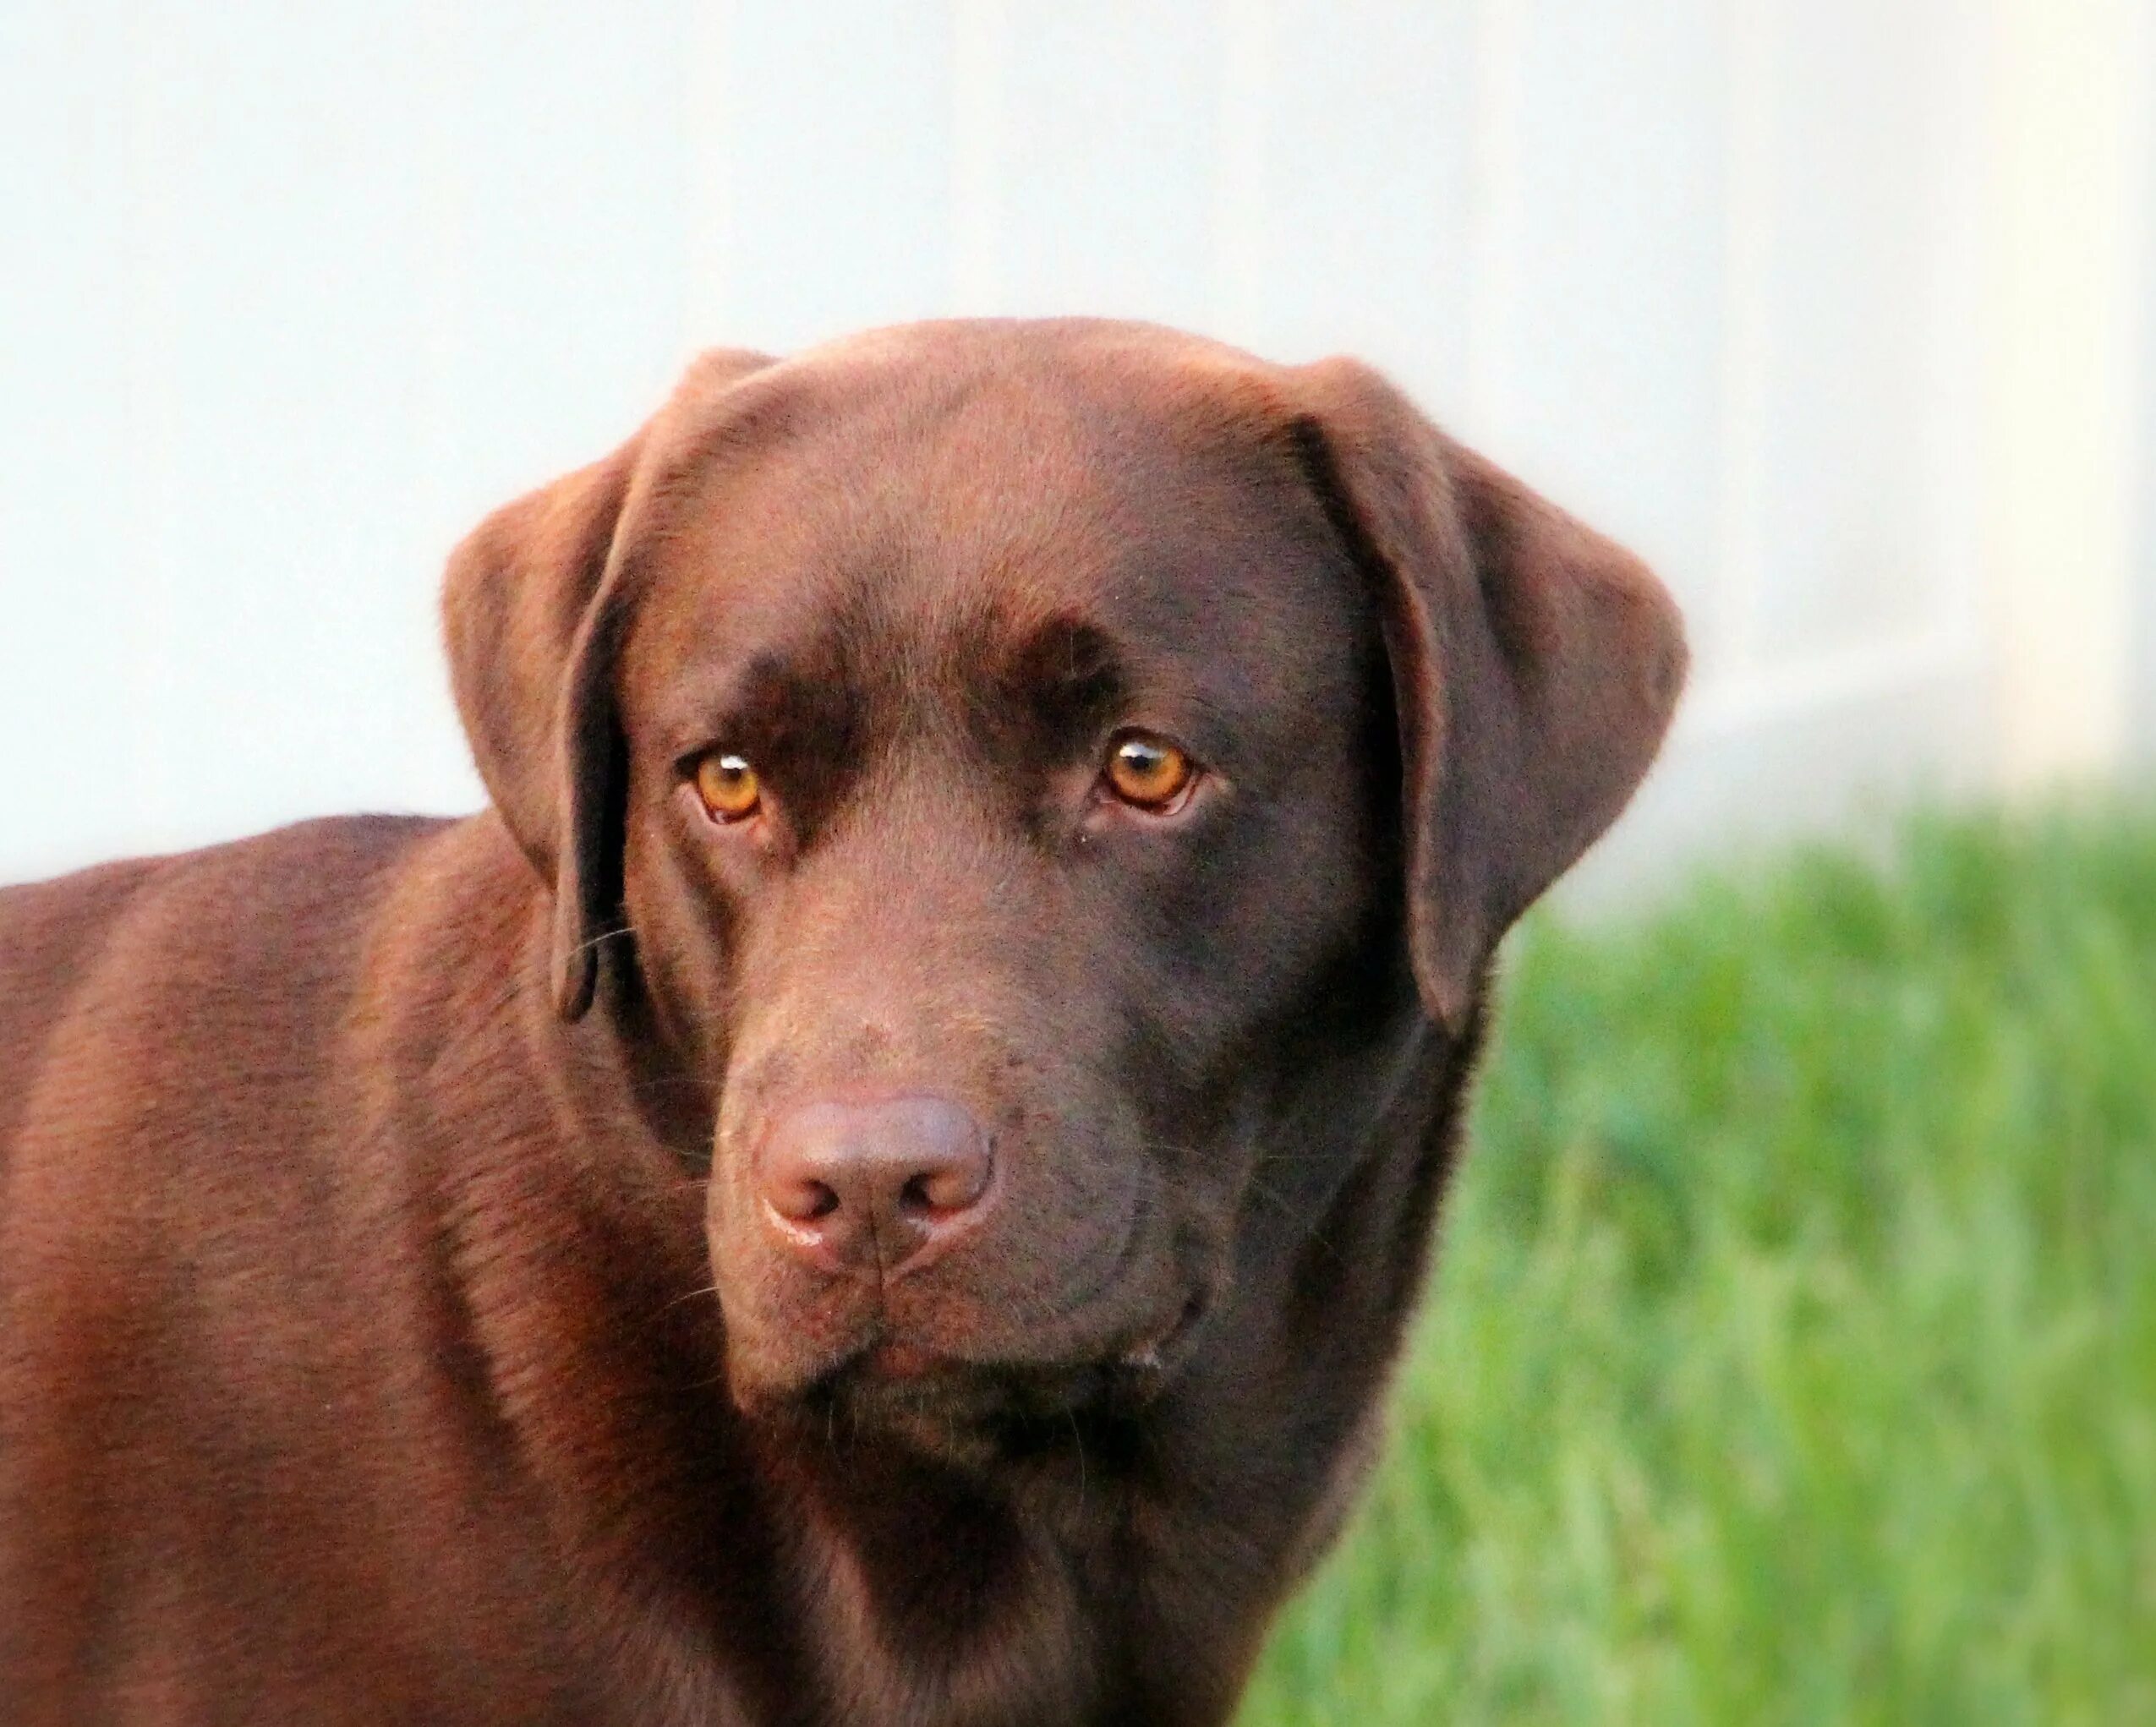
0,320,1683,1725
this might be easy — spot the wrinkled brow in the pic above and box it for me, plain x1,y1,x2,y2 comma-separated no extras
966,615,1130,772
707,647,866,839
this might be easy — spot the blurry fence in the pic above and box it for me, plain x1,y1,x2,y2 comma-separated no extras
3,1,2149,888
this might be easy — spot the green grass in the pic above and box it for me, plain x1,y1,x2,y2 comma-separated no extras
1239,804,2156,1726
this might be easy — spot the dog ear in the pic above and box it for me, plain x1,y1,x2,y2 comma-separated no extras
1289,358,1688,1033
442,347,776,1020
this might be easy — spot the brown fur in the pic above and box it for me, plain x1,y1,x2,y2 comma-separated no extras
0,319,1684,1725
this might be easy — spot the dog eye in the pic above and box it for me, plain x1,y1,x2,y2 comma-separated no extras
692,751,763,822
1103,732,1195,811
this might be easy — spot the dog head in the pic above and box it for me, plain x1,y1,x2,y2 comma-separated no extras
443,320,1684,1450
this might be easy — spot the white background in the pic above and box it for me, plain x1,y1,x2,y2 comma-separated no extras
3,1,2151,890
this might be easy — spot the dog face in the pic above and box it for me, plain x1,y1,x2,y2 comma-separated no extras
614,344,1398,1433
443,320,1685,1449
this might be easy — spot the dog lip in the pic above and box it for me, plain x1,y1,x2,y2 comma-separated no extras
769,1307,1204,1427
732,1273,1218,1425
861,1338,942,1380
1116,1287,1211,1376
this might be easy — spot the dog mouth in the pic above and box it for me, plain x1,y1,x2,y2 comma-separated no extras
757,1286,1214,1455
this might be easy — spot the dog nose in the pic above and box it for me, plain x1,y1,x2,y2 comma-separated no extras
758,1095,994,1276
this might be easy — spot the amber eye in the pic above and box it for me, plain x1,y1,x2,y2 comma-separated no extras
1103,733,1195,810
692,751,762,822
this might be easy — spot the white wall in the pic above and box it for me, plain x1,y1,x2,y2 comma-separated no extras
2,1,2148,888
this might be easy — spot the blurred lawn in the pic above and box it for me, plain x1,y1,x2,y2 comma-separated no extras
1240,805,2156,1726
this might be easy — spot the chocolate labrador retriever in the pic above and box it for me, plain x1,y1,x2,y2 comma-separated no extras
0,320,1683,1725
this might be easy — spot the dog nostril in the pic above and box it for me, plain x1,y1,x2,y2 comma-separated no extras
895,1167,982,1215
767,1172,844,1225
906,1156,989,1213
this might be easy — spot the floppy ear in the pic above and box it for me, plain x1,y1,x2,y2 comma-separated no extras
441,347,775,1020
1290,358,1688,1032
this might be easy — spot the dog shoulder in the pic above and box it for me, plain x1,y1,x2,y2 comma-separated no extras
0,815,468,1197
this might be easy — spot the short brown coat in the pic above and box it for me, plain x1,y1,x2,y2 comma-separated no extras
0,320,1683,1725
